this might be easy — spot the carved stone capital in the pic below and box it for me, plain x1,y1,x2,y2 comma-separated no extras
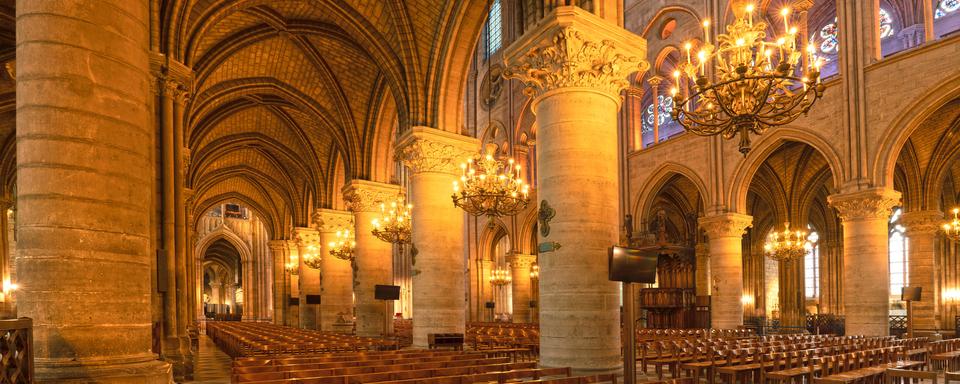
341,179,401,213
827,188,901,222
502,6,648,101
900,210,944,236
698,213,753,239
267,240,287,252
509,253,537,270
314,209,353,233
293,227,321,247
695,243,709,256
395,127,479,175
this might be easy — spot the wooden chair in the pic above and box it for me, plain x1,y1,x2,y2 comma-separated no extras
884,368,938,384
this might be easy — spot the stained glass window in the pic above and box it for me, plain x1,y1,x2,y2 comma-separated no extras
641,95,674,133
804,230,820,299
816,9,894,55
937,0,960,18
486,0,502,57
889,208,909,296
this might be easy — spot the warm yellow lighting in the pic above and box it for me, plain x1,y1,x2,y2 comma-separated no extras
943,208,960,241
764,222,810,262
452,151,530,217
329,229,356,261
372,194,413,245
490,269,512,286
741,295,755,305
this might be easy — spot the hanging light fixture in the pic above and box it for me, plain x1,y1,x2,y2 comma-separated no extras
943,208,960,241
670,3,825,154
328,229,356,261
763,222,810,262
371,194,413,246
452,152,531,217
302,244,323,270
285,259,299,276
529,263,539,280
490,268,512,286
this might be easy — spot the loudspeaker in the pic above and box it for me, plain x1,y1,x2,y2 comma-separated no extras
305,295,322,305
902,286,922,302
375,285,400,300
156,249,168,293
484,301,495,309
289,297,300,306
529,300,537,308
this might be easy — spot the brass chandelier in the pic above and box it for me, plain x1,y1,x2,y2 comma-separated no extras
285,259,299,276
763,222,810,262
943,208,960,241
670,4,825,154
529,263,539,280
328,229,356,261
371,194,413,245
490,269,512,286
452,152,530,217
302,244,323,270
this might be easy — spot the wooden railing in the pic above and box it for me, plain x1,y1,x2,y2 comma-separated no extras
0,317,33,384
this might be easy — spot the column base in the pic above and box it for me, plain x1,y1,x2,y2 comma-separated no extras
36,356,172,384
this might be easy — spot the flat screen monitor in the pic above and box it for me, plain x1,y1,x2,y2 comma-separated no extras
375,284,401,300
608,246,658,284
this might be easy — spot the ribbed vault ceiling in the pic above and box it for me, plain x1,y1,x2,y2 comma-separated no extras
162,0,487,239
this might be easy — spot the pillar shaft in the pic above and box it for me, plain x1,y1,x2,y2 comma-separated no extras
268,241,288,325
829,188,901,336
343,180,399,337
15,0,170,380
510,254,536,323
315,209,355,332
294,227,321,329
397,128,478,348
901,210,942,331
699,214,752,329
502,6,647,373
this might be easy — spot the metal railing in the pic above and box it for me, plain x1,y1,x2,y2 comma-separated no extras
0,318,33,384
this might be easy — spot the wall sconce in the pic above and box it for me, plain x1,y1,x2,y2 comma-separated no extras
741,294,755,306
0,280,18,303
943,288,960,304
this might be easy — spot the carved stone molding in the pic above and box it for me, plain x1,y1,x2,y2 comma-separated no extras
900,210,944,236
502,7,648,101
827,188,901,222
509,253,537,270
395,127,479,175
341,179,401,213
267,240,287,252
314,209,354,233
293,227,320,247
698,213,753,239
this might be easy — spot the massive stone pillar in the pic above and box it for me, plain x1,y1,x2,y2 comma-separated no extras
15,0,171,381
510,254,536,323
315,209,355,332
504,6,648,372
699,214,752,329
828,188,901,336
695,243,711,296
900,210,942,331
287,239,301,326
343,180,399,337
396,128,478,348
269,240,289,326
294,227,321,329
501,6,647,372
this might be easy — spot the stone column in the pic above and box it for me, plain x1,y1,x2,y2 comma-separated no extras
396,128,478,348
269,240,288,325
502,6,647,373
0,197,12,318
315,209,355,332
695,243,711,296
343,180,399,337
648,76,662,145
480,258,494,321
510,254,536,323
294,227,321,329
287,239,301,326
828,188,901,336
16,0,171,381
699,214,752,329
900,210,942,331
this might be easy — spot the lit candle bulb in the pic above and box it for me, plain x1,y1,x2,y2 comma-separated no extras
673,70,680,89
703,19,711,45
781,8,790,34
745,4,754,26
697,50,707,75
684,42,692,65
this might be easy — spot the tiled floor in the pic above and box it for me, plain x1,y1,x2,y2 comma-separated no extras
184,336,232,384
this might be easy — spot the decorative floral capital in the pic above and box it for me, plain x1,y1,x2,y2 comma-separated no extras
314,209,353,233
509,253,537,269
341,180,400,213
503,26,648,99
293,227,320,247
395,127,478,175
900,210,944,235
698,213,753,239
827,189,901,222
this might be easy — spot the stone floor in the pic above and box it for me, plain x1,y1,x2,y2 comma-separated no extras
184,336,231,384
